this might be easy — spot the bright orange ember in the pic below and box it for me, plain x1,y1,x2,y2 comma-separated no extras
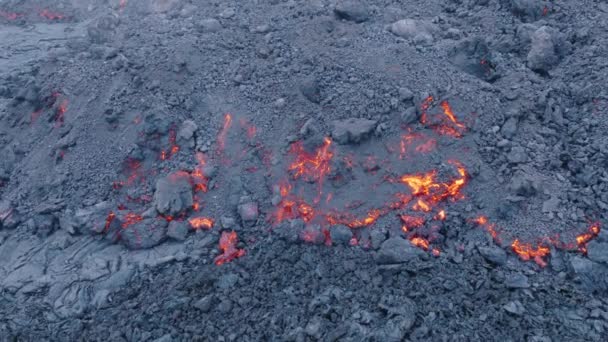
215,231,245,265
410,237,430,250
189,217,214,230
511,239,551,267
288,137,334,182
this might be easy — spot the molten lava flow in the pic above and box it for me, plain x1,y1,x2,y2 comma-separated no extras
399,161,467,211
288,137,334,183
214,231,245,265
410,237,430,250
121,213,143,228
399,131,437,159
576,224,601,254
189,217,214,230
511,239,551,267
191,152,209,193
39,9,65,20
419,96,434,124
434,209,446,221
326,209,383,229
104,212,116,232
160,128,179,160
400,215,425,233
0,11,20,20
216,113,233,154
239,118,257,140
432,248,441,257
54,98,68,128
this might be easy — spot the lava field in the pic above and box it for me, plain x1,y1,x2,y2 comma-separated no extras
1,0,608,341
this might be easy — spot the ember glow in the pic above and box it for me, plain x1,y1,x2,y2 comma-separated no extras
575,224,601,253
511,239,551,267
189,217,214,230
288,137,334,183
216,113,233,154
0,11,21,20
410,237,430,250
121,213,143,228
214,231,245,265
39,9,65,20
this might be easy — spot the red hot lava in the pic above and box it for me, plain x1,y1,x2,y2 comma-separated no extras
215,231,245,265
189,217,214,230
288,137,334,183
216,113,233,155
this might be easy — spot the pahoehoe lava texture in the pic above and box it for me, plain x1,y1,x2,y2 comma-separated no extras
1,0,608,340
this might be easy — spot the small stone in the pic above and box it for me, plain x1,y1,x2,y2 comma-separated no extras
389,19,433,41
121,218,168,250
505,273,530,289
300,77,321,104
509,172,538,197
370,229,386,250
197,18,222,33
193,295,215,312
401,106,418,124
376,237,423,264
331,118,378,144
238,202,259,227
177,120,198,144
221,216,236,229
503,301,526,316
154,172,193,216
507,146,528,163
334,1,370,23
300,225,326,245
501,117,518,138
398,87,414,101
329,225,353,245
219,8,235,19
570,256,594,275
587,241,608,264
527,26,559,73
478,246,507,265
167,221,189,241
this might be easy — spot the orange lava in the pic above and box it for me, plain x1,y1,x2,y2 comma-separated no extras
104,212,116,232
511,239,551,267
575,224,601,253
189,217,214,230
54,98,68,128
216,113,233,154
435,209,446,221
400,215,425,231
0,11,21,20
326,209,382,229
214,231,245,265
160,129,179,160
399,161,467,205
39,9,65,20
399,131,436,158
410,237,430,250
419,96,434,124
288,137,334,183
121,213,143,228
190,152,209,192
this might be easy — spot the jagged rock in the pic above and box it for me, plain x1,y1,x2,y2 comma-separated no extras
167,221,189,241
507,146,528,164
238,201,259,227
300,77,321,104
376,237,423,264
121,218,168,250
0,200,20,230
509,172,538,197
300,225,326,245
331,118,378,144
177,120,198,146
587,241,608,264
511,0,546,23
197,18,222,33
501,117,518,138
329,225,353,245
334,1,370,23
504,301,526,315
505,273,530,288
389,19,435,44
527,26,559,73
478,246,507,265
193,295,215,312
154,172,193,216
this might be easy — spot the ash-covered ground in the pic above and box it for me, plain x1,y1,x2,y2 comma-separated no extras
1,0,608,340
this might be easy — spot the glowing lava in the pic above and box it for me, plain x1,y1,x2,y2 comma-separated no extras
214,231,245,265
288,137,334,183
216,113,233,154
511,239,551,267
189,217,214,230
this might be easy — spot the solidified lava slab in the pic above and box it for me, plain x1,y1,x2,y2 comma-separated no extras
1,0,608,340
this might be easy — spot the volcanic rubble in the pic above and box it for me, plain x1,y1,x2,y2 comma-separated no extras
1,0,608,340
